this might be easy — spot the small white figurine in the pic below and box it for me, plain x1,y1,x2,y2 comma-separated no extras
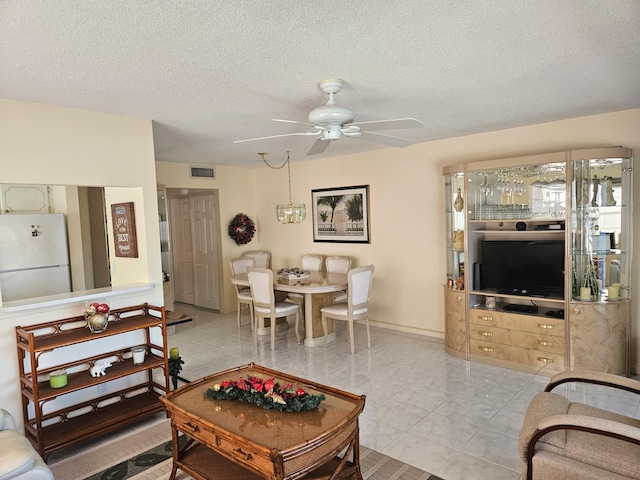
90,361,112,377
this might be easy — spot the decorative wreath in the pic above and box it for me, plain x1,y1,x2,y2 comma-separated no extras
228,213,255,245
206,375,325,412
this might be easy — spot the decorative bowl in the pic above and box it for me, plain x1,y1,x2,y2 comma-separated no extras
85,300,110,333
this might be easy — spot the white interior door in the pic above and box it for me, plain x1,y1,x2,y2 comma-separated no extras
169,196,195,305
191,193,221,310
168,191,221,310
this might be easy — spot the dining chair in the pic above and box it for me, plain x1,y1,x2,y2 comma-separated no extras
285,254,324,325
230,256,256,330
241,250,271,269
247,268,301,350
321,265,374,354
325,255,352,303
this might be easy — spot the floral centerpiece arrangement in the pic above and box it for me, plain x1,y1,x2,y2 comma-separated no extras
206,375,325,412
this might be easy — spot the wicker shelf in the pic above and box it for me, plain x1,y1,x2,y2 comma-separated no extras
16,303,169,460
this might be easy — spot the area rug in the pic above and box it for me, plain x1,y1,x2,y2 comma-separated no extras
50,419,441,480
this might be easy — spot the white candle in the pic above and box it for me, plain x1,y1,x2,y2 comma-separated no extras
580,287,592,301
132,346,146,365
608,284,620,300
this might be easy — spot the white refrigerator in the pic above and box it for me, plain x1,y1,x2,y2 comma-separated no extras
0,213,71,302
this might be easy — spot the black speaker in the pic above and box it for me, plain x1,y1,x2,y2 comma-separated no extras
516,221,527,231
473,262,481,290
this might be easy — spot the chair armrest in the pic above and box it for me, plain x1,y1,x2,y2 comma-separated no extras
545,370,640,396
525,413,640,480
0,408,17,431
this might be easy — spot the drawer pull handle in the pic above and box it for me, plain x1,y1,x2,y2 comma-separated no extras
479,346,494,352
478,315,493,321
479,331,493,337
235,448,253,461
185,422,200,433
536,324,554,330
537,357,554,364
537,341,553,347
457,295,463,302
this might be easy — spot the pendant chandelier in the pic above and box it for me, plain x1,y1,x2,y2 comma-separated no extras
259,151,306,224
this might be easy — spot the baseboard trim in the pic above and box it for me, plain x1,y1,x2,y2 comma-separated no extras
364,319,444,340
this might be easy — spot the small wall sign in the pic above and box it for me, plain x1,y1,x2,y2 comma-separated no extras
111,202,138,258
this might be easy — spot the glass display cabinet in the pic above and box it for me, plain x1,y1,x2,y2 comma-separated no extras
568,147,632,374
442,165,467,358
442,147,632,375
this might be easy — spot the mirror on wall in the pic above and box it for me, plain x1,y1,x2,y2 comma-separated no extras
0,184,136,303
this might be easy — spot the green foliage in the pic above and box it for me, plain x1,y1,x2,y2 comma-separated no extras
317,195,345,222
205,375,325,412
344,194,363,221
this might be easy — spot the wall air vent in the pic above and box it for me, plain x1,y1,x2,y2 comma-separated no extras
190,165,215,179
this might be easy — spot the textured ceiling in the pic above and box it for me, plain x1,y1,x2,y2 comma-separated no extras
1,1,639,167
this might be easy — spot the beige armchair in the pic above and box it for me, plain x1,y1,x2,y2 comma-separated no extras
519,371,640,480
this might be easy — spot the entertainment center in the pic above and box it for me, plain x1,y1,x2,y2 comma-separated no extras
443,147,632,375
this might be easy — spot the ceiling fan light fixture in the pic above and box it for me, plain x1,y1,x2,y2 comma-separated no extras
307,105,354,125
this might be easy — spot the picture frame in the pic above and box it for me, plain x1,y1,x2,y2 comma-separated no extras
111,202,139,258
312,185,370,243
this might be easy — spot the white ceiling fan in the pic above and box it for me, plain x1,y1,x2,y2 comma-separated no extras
234,78,425,155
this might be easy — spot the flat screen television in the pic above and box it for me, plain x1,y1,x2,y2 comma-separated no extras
480,240,565,297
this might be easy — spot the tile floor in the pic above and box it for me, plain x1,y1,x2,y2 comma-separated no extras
164,305,640,480
47,304,640,480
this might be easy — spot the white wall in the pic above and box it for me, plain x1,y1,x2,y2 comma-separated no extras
0,98,162,427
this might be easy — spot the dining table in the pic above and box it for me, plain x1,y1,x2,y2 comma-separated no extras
231,270,347,347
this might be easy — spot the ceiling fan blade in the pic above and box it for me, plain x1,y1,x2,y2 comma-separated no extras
233,131,320,144
273,118,320,129
349,118,425,131
307,138,330,155
359,131,414,148
341,125,361,134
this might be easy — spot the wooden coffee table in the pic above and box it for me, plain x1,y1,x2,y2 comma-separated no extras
160,363,365,480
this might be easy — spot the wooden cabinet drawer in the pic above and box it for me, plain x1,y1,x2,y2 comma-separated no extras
470,308,565,337
444,289,466,354
469,324,564,354
470,339,564,372
172,410,272,475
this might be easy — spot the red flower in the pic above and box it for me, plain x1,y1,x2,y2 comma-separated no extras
220,381,231,388
237,379,250,391
296,388,306,397
263,378,276,392
251,381,263,392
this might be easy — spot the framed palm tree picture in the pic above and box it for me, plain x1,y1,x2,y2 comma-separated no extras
312,185,370,243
